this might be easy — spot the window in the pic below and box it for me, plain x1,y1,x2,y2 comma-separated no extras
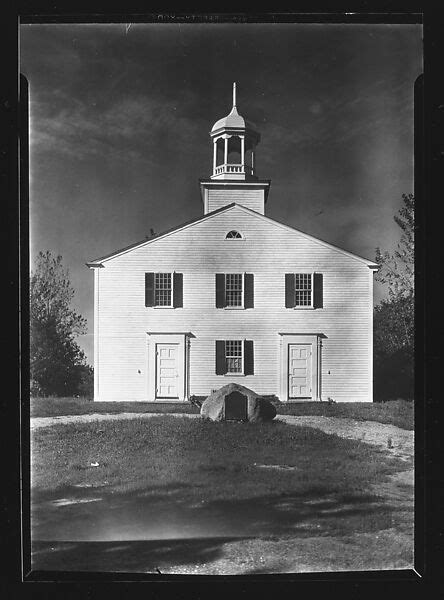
216,273,254,309
225,273,243,307
226,230,243,239
225,340,243,374
215,340,254,375
285,273,317,308
154,272,172,306
295,273,313,307
145,272,183,308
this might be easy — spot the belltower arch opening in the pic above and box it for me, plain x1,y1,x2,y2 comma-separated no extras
227,136,241,165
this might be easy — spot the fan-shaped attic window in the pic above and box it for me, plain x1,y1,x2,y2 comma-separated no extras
225,230,243,239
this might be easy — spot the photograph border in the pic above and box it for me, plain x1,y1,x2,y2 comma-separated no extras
3,4,441,596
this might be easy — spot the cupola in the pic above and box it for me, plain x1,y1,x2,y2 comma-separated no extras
210,83,260,180
199,83,270,215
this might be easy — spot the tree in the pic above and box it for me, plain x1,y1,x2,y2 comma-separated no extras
374,194,414,401
375,193,414,300
77,363,94,397
30,251,91,397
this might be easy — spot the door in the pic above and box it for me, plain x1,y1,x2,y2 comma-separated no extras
288,344,312,399
156,343,179,399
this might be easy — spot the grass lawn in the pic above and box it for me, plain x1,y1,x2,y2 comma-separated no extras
31,416,408,499
31,416,413,573
30,397,201,418
30,396,414,430
276,399,414,431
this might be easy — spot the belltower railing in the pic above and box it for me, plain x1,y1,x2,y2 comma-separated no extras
214,163,253,176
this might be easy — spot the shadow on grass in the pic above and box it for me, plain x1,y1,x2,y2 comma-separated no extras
30,478,413,573
30,537,247,573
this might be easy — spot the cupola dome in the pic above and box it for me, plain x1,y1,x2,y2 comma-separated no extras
209,83,261,181
211,84,258,134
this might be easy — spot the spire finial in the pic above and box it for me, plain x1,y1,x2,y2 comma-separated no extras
232,82,237,109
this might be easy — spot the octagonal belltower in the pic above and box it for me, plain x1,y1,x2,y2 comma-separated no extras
200,83,271,215
210,82,260,180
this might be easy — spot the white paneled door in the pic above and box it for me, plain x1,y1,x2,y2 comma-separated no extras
288,344,312,399
156,343,179,399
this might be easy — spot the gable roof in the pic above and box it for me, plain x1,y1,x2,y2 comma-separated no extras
86,204,236,267
86,203,379,269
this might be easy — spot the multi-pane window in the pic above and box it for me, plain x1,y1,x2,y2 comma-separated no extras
294,273,313,307
225,273,243,307
226,230,242,239
154,272,172,306
225,340,243,374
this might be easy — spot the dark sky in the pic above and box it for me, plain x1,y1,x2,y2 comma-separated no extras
20,23,422,365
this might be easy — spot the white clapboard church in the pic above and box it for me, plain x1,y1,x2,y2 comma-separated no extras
87,84,379,403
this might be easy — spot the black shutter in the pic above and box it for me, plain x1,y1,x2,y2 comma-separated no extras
215,340,226,374
244,340,254,375
313,273,323,308
285,273,295,308
244,273,254,309
145,272,154,306
173,272,183,307
215,274,226,308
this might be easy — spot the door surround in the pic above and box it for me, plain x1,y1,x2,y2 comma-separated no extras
146,333,189,401
278,333,322,401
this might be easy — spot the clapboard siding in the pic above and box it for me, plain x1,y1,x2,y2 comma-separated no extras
207,188,265,214
94,205,374,402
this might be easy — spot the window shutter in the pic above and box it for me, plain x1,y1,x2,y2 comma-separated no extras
244,340,254,375
244,273,254,309
145,272,154,306
215,340,226,374
285,273,295,308
313,273,323,309
215,274,226,308
173,272,183,307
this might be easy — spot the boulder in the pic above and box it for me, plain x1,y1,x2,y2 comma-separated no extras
200,383,277,423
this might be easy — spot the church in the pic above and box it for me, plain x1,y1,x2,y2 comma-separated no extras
87,84,378,403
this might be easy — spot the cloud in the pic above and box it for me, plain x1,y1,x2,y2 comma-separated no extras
29,90,204,166
257,75,414,173
309,102,322,115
